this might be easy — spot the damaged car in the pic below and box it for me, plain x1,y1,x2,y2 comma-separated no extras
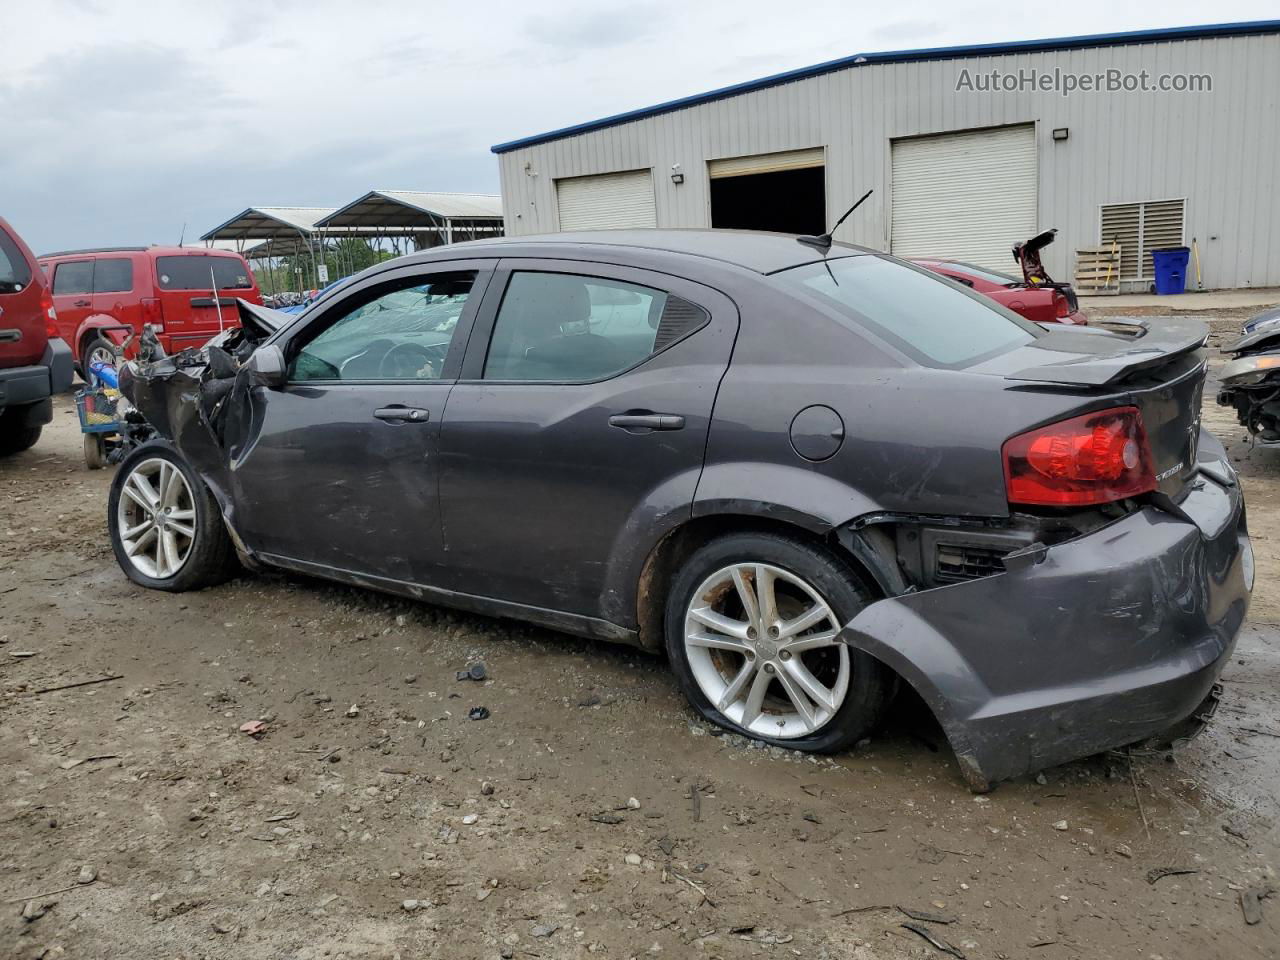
1218,306,1280,443
109,231,1252,789
911,228,1088,326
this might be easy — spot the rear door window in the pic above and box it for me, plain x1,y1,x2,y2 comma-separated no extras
155,256,253,291
778,255,1037,368
93,257,134,293
0,229,32,294
482,271,707,382
53,260,94,295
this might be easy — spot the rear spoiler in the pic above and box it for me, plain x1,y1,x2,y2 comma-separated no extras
235,298,287,337
1007,317,1208,386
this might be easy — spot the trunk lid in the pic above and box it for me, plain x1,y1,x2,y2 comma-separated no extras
972,317,1209,498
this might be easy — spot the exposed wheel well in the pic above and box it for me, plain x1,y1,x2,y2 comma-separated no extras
635,514,886,652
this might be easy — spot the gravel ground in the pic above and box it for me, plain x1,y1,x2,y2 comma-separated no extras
2,306,1278,959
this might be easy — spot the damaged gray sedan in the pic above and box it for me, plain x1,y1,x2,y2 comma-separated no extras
110,231,1252,789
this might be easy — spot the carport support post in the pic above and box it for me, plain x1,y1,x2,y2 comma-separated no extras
264,240,276,295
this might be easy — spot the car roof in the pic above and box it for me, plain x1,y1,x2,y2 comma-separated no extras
38,246,246,260
408,229,879,275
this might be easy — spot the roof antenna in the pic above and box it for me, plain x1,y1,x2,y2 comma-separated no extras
797,188,873,251
178,222,187,247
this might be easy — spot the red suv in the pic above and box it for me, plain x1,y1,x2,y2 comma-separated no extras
0,217,73,455
37,247,262,373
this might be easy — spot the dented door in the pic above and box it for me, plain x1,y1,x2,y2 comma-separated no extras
226,264,490,585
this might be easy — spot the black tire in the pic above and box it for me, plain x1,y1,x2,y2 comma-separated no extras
0,420,40,456
108,440,238,591
665,531,894,753
80,334,115,378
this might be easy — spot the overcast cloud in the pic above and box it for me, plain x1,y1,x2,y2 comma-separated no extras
1,0,1274,252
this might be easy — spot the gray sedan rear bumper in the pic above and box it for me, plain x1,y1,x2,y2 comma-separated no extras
841,431,1252,790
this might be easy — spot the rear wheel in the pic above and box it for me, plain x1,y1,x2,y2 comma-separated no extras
80,334,116,378
665,532,894,752
0,416,40,456
108,441,237,591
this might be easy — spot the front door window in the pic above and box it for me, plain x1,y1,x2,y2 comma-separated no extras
289,273,476,382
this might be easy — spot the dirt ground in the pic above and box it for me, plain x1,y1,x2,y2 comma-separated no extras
3,306,1279,960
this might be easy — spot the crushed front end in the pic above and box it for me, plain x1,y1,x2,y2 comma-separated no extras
117,301,280,550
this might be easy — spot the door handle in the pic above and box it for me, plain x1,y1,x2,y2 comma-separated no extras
608,413,685,432
374,406,430,423
74,299,91,307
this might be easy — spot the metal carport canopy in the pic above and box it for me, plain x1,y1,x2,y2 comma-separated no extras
315,191,502,233
199,206,338,244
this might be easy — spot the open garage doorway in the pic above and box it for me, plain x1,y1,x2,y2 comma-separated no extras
708,148,825,235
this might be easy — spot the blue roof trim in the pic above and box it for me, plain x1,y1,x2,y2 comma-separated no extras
491,20,1280,154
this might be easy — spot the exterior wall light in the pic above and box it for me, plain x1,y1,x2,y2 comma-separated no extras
671,163,685,184
1052,127,1069,141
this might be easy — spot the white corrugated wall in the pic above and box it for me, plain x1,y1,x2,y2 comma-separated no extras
497,32,1280,289
889,124,1037,270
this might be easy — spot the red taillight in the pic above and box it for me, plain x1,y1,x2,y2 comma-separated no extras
1053,292,1070,319
1003,406,1156,506
141,297,165,333
40,288,57,335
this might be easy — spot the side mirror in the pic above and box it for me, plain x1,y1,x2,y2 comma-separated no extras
244,344,287,389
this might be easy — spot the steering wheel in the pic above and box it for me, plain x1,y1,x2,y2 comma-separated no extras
378,341,444,379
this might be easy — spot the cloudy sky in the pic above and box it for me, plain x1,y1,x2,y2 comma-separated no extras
2,0,1274,252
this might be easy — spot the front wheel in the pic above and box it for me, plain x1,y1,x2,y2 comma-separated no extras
665,532,894,753
108,441,238,591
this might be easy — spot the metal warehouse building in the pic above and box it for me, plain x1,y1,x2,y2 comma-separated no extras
493,21,1280,291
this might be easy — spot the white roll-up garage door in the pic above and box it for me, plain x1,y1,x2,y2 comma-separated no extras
708,147,825,179
890,124,1037,271
555,170,657,231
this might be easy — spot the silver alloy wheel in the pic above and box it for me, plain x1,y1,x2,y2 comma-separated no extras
684,562,849,739
86,342,116,369
116,457,197,580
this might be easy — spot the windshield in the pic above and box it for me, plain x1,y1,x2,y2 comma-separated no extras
779,255,1037,368
155,256,254,291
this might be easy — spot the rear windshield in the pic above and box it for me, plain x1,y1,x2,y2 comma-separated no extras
0,229,32,294
155,256,254,291
778,255,1037,368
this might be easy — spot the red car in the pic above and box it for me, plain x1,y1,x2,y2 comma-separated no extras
912,229,1087,326
0,217,73,455
37,246,262,373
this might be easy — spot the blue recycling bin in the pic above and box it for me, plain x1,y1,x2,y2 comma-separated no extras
1152,247,1190,295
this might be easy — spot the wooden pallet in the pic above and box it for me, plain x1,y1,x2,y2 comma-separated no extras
1075,246,1122,295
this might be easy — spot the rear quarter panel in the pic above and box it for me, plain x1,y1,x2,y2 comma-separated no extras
696,276,1124,527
